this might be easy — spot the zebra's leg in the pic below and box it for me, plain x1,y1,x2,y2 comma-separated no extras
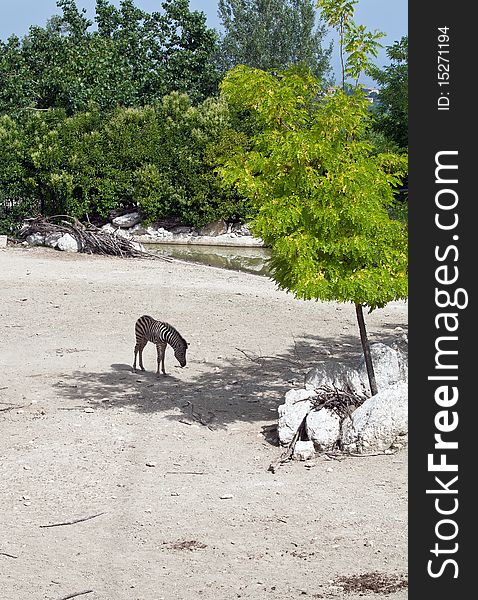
156,342,167,377
133,340,147,372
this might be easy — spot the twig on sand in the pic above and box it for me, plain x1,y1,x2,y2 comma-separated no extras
235,347,302,367
328,451,398,458
0,551,18,559
40,512,105,528
165,471,206,475
57,590,94,600
0,404,28,412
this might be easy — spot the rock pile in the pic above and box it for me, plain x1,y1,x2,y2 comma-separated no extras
22,213,262,251
277,342,408,457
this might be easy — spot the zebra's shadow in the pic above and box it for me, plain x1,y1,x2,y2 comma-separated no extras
49,331,403,428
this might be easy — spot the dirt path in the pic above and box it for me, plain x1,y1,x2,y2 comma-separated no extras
0,247,408,600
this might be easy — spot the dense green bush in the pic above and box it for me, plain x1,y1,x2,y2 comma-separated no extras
0,94,250,232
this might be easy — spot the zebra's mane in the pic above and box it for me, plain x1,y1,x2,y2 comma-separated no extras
164,321,188,347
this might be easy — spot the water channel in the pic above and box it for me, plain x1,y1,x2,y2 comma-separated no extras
146,243,271,276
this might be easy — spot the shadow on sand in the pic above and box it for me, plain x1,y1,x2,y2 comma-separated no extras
53,327,407,431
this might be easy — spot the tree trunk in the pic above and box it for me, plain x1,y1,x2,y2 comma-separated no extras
355,302,378,396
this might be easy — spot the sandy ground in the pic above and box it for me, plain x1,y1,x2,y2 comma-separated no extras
0,247,408,600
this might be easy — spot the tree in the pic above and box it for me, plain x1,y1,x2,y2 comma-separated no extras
218,0,408,396
371,36,408,150
0,0,220,116
217,0,332,79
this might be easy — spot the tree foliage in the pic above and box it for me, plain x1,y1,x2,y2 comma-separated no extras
0,96,248,233
0,0,220,116
371,36,408,150
218,0,408,395
217,0,332,79
317,0,384,87
220,66,407,310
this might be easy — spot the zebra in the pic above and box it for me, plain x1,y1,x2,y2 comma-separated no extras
133,315,188,377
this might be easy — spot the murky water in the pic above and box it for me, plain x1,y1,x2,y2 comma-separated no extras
146,243,271,276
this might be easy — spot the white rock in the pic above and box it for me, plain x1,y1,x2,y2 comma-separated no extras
130,224,149,235
131,241,145,252
306,408,341,451
44,232,63,248
278,388,317,446
284,387,317,405
25,233,45,246
198,219,228,236
115,228,132,240
305,343,408,399
341,382,408,453
305,362,369,399
145,226,173,238
101,223,116,234
293,440,316,461
356,343,408,389
56,233,79,252
112,212,141,228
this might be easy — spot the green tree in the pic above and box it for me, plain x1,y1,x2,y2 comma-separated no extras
0,0,220,116
217,0,332,78
0,95,247,228
371,36,408,150
218,0,408,395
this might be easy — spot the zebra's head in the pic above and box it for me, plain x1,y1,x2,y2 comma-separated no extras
174,339,189,368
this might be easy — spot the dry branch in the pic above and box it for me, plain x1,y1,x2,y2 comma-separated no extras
20,215,171,261
57,590,94,600
40,512,105,528
0,551,18,559
268,413,309,473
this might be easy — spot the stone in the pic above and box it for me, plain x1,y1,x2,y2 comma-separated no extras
144,226,173,238
131,241,145,253
306,408,341,451
277,388,317,446
25,233,45,246
341,382,408,453
56,233,79,252
198,219,228,236
232,223,252,236
170,225,193,234
44,232,63,248
304,362,369,400
129,224,149,236
112,212,141,228
305,343,408,400
0,235,7,248
293,441,316,461
356,343,408,389
115,228,132,240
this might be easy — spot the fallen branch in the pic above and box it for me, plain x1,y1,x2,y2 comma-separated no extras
20,215,172,261
0,404,28,412
57,590,94,600
337,450,398,458
268,413,309,473
235,347,302,367
40,512,105,528
165,471,206,475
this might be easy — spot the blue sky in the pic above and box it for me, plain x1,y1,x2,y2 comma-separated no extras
0,0,407,86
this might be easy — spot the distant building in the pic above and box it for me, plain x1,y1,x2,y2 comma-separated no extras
325,86,381,106
363,87,380,105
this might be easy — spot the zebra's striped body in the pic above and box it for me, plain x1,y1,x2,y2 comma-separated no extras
133,315,188,376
